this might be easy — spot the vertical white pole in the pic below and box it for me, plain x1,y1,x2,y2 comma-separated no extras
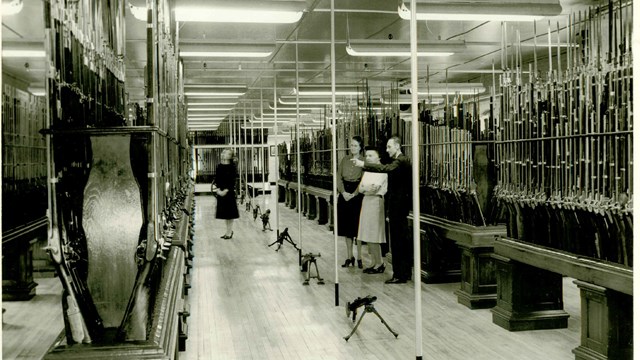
261,85,266,210
274,74,280,236
295,34,303,264
410,0,423,359
244,102,248,199
330,0,340,306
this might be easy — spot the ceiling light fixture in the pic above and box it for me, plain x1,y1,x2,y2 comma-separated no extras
187,99,238,106
184,85,246,97
28,86,46,97
398,1,562,22
187,108,234,112
279,97,343,106
293,84,361,97
408,83,486,95
180,43,275,58
2,42,45,58
174,1,305,24
383,96,444,105
346,40,465,57
2,0,23,16
128,3,146,21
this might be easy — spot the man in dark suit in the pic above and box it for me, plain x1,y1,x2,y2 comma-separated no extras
353,136,412,284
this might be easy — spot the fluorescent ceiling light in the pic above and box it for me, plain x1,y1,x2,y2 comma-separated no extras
294,84,361,97
398,1,562,22
188,117,226,121
188,108,234,112
174,1,305,23
187,99,238,105
2,42,45,58
180,43,274,58
128,3,146,21
408,83,486,95
269,103,324,111
28,86,46,97
279,97,343,106
184,86,246,97
346,40,465,57
2,0,23,15
252,115,301,121
383,96,444,105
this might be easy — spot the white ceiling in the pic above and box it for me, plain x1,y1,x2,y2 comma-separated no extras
2,0,602,131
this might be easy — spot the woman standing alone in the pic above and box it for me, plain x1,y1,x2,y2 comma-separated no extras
214,149,239,239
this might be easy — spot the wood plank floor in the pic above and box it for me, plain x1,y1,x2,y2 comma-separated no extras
1,191,581,359
182,193,581,360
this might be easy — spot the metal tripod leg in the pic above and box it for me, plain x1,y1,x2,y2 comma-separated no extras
344,307,368,341
312,260,324,285
344,305,399,341
369,306,399,338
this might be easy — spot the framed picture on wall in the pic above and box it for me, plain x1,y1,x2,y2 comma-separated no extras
270,145,276,157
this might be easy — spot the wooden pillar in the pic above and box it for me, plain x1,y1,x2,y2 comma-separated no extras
2,238,38,301
288,188,297,209
307,195,317,220
455,243,496,309
491,255,569,331
327,196,334,231
572,281,633,360
2,218,47,301
277,183,286,203
409,215,460,283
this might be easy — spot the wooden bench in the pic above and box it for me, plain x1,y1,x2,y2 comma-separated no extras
2,217,48,301
493,237,632,359
408,213,506,309
278,180,334,231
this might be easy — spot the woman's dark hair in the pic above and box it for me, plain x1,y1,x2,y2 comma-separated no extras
351,136,364,152
363,145,379,155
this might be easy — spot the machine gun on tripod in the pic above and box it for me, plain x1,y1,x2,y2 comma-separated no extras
343,295,398,341
300,253,324,285
268,227,298,251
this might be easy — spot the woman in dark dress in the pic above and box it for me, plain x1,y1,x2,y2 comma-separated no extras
213,149,239,239
337,136,364,268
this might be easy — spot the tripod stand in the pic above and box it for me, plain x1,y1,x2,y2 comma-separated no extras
268,228,298,251
344,303,399,341
301,253,324,285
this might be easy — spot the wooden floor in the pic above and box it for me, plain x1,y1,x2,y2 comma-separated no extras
2,191,582,359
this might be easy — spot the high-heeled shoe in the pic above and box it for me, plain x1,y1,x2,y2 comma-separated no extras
364,264,385,274
357,259,363,269
341,257,355,268
222,231,234,239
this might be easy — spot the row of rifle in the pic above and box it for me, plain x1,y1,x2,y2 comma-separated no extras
495,3,632,214
2,84,47,188
45,0,128,128
495,1,632,266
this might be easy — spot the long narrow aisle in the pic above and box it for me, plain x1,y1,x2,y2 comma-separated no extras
183,193,580,360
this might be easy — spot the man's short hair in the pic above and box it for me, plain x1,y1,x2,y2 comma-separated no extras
389,136,401,147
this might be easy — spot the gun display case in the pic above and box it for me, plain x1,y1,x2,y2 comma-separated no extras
2,83,49,300
41,0,193,358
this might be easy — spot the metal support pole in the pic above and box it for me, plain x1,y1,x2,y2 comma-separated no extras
274,74,280,237
295,34,303,264
410,0,423,358
330,0,340,306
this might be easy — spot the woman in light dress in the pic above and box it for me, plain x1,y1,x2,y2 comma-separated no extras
356,146,388,274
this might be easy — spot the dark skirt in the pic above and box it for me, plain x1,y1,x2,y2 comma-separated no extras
215,191,239,219
337,180,363,237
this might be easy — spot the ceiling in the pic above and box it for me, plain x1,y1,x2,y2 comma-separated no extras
2,0,602,132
